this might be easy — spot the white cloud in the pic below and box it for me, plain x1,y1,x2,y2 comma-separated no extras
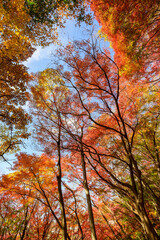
22,20,98,72
23,44,55,67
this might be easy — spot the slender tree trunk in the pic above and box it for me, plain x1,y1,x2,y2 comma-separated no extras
126,143,159,240
130,154,159,240
20,207,29,240
57,139,69,240
80,141,97,240
63,182,84,239
135,202,159,240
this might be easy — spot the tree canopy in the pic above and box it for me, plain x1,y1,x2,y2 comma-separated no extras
0,0,160,239
88,0,160,77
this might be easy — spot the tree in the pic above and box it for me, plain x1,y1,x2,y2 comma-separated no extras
53,37,160,239
25,0,90,24
28,35,159,238
0,46,32,161
30,71,74,239
0,152,92,239
0,188,39,239
0,0,91,160
30,68,98,239
88,0,160,77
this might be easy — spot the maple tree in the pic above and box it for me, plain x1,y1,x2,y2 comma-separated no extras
30,73,77,239
0,152,95,239
29,68,98,239
88,0,160,77
23,34,159,239
52,37,160,239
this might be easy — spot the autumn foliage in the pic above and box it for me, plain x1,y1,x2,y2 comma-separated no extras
0,1,160,240
88,0,160,77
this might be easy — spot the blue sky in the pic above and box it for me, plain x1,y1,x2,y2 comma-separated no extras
24,19,111,73
24,19,92,72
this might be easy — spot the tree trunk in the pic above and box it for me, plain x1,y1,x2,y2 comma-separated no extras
135,202,159,240
57,139,69,240
80,146,97,240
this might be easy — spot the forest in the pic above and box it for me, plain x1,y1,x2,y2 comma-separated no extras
0,0,160,239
